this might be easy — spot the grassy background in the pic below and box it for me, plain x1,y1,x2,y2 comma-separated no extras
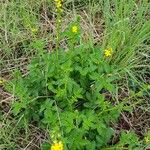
0,0,150,149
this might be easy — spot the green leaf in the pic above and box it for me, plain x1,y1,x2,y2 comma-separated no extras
30,39,46,52
12,101,26,115
41,142,50,150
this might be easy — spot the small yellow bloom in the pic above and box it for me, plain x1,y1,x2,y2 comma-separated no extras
72,25,78,33
104,48,113,57
51,141,63,150
31,28,38,33
56,2,62,8
55,0,63,10
0,80,3,84
145,136,150,143
55,0,63,2
0,78,5,85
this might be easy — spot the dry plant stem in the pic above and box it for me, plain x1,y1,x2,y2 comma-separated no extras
4,3,8,43
24,139,35,150
0,96,13,104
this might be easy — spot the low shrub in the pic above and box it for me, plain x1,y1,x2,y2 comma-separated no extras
8,22,141,149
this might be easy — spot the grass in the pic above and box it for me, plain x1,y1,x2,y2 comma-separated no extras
0,0,150,149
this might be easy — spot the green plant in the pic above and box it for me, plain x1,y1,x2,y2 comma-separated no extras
104,131,142,150
7,18,142,149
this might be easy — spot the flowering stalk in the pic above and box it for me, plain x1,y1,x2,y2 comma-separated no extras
51,140,63,150
104,47,113,57
54,0,63,60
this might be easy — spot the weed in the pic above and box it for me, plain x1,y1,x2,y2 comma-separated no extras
1,0,149,150
7,17,142,150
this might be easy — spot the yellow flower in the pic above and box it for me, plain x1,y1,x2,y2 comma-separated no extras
145,136,150,143
72,25,78,33
0,78,5,85
31,28,38,33
55,0,62,2
104,48,113,57
56,2,62,8
55,0,63,10
0,80,3,84
51,141,63,150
